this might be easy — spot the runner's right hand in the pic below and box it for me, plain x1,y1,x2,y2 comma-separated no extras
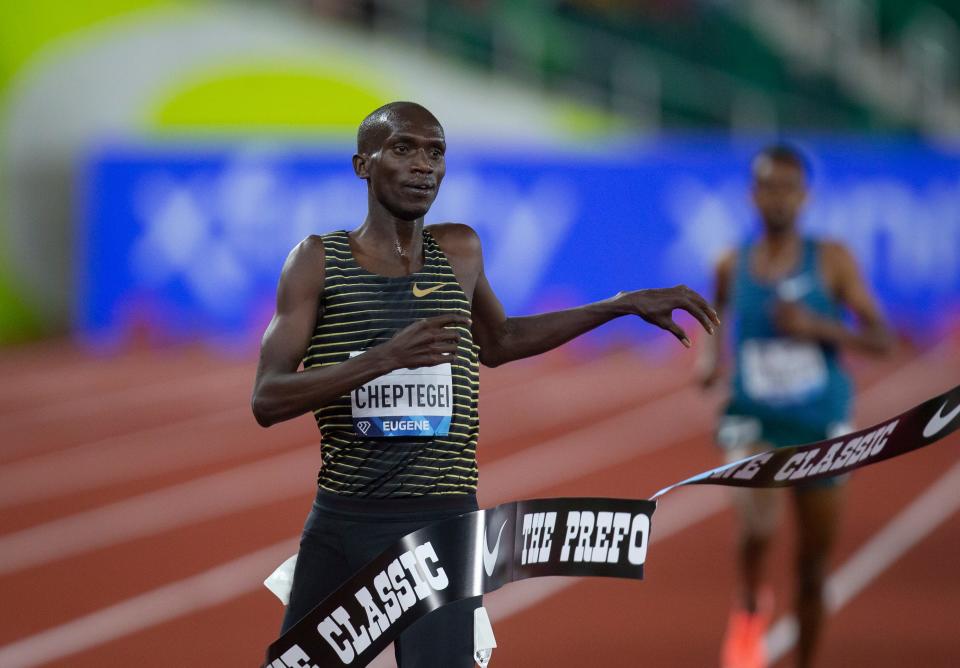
377,315,471,370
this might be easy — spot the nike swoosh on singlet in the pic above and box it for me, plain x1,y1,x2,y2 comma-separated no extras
776,273,815,302
412,283,444,298
482,519,508,577
922,400,960,438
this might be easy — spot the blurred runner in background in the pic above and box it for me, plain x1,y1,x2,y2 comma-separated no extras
700,145,894,668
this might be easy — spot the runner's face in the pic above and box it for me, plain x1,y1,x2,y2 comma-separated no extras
751,158,807,234
367,118,446,220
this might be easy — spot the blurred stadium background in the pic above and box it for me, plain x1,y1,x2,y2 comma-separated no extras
1,1,958,666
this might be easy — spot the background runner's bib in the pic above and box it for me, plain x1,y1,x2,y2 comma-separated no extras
725,238,852,433
741,338,828,403
349,351,453,437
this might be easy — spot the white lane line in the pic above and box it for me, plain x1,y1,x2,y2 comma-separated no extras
0,351,177,404
480,385,713,503
854,340,956,424
0,350,658,505
0,446,317,576
0,345,600,425
479,349,687,446
0,383,696,576
10,340,945,512
2,365,251,424
0,385,704,576
480,336,954,505
0,352,237,416
0,539,297,668
0,406,252,508
0,362,720,666
1,346,940,578
765,457,960,665
0,485,730,668
452,346,958,668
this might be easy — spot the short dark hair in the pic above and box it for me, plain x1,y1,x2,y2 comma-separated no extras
356,101,441,154
752,143,811,181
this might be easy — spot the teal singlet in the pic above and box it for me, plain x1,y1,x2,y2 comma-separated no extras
303,229,480,498
724,238,852,447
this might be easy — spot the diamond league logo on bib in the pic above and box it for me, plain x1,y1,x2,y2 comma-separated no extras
349,352,454,437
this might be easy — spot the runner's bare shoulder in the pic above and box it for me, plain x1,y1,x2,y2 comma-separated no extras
427,223,484,269
816,239,859,294
427,222,481,253
817,239,857,268
715,248,737,282
278,235,327,295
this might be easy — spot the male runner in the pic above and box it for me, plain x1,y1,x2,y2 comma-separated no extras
699,145,893,668
252,101,719,667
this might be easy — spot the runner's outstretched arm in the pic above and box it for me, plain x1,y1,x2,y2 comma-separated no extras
470,257,720,368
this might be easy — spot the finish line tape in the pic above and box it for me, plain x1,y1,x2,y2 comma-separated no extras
652,383,960,498
264,497,655,667
264,383,959,667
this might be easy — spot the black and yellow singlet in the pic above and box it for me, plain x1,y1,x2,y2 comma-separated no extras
304,229,480,498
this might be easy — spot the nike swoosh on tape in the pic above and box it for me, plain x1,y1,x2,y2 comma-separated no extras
412,283,444,298
482,519,508,577
922,400,960,438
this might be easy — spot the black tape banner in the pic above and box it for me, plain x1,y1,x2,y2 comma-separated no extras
264,497,656,668
653,383,960,498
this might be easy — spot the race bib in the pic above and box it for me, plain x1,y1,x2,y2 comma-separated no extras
741,339,828,403
349,352,453,437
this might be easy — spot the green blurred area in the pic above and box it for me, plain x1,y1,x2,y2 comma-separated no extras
0,0,178,343
877,0,960,39
150,64,391,134
0,0,175,91
417,0,900,130
0,0,382,344
0,272,42,344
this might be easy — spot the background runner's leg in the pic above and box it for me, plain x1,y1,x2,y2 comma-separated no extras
792,484,845,668
722,443,781,668
728,444,782,613
735,485,781,613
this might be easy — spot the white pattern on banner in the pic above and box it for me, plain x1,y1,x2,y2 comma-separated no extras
349,352,453,437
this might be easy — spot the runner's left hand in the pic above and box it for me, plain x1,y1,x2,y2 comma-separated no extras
617,286,720,348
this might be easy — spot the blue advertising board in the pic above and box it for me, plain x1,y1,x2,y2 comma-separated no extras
78,138,960,348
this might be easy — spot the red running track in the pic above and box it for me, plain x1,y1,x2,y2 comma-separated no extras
0,337,958,667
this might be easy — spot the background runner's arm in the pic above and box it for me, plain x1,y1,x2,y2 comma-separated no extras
698,250,735,388
774,242,893,355
471,265,720,368
251,237,468,427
